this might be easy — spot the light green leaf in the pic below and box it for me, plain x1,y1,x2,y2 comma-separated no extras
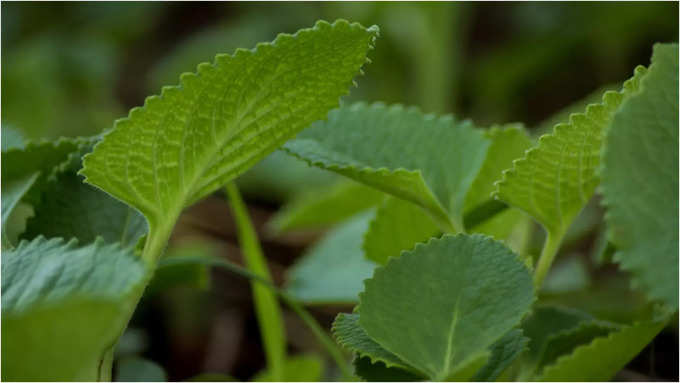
285,212,378,304
269,180,384,234
537,314,669,381
601,43,679,308
284,102,490,232
359,234,534,380
23,172,147,247
80,20,378,238
353,356,423,382
1,237,148,381
541,257,591,294
115,357,167,382
332,313,413,372
252,354,324,382
494,65,647,238
1,125,25,151
473,329,528,382
363,196,439,265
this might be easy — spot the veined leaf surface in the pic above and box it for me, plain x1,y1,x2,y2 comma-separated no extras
80,20,378,235
284,102,490,231
359,234,534,380
1,237,148,381
601,43,679,308
494,65,647,238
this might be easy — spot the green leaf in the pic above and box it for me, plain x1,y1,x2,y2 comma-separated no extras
146,240,214,295
80,20,378,236
537,314,669,381
1,237,148,381
601,43,679,308
284,102,490,232
358,234,535,380
1,125,25,151
494,65,647,238
23,172,147,247
332,313,413,372
362,196,439,265
115,357,167,382
473,329,528,382
252,354,324,382
285,212,378,304
269,180,384,234
353,356,423,382
518,305,616,379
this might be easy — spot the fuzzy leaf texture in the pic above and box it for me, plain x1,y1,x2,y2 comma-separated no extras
494,65,647,238
1,237,148,381
80,20,378,232
284,102,490,232
358,234,535,380
601,43,679,308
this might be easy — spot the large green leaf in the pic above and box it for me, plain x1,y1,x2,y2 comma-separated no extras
601,43,679,308
285,212,378,304
358,234,534,380
494,65,647,238
269,180,384,234
362,196,439,265
284,102,490,232
80,20,378,240
536,313,669,381
1,237,148,381
352,356,423,382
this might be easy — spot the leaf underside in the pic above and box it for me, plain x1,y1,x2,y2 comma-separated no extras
601,43,679,308
358,234,534,380
80,20,378,230
494,65,647,237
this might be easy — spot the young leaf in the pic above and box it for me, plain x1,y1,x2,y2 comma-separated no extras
269,180,384,234
1,237,148,381
80,20,379,241
362,196,439,265
332,313,413,372
472,329,529,382
359,234,535,380
493,65,647,264
285,212,378,304
601,43,679,308
536,313,670,381
284,102,490,232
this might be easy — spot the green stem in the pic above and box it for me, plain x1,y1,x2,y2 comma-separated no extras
226,183,286,381
533,230,564,289
159,255,354,381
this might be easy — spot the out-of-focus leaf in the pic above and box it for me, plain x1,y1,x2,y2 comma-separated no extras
115,357,167,382
252,354,323,382
286,212,377,304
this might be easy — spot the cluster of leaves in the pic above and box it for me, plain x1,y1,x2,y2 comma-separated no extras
1,16,677,382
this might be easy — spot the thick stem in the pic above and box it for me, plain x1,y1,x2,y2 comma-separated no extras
226,183,286,381
533,230,564,289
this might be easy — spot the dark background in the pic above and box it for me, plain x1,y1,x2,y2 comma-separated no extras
2,2,678,381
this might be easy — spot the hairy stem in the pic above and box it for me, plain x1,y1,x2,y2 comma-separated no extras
533,230,564,289
226,183,286,381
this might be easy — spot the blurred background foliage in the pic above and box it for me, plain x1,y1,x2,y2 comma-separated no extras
2,2,678,381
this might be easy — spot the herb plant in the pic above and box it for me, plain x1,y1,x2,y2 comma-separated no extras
1,16,677,383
